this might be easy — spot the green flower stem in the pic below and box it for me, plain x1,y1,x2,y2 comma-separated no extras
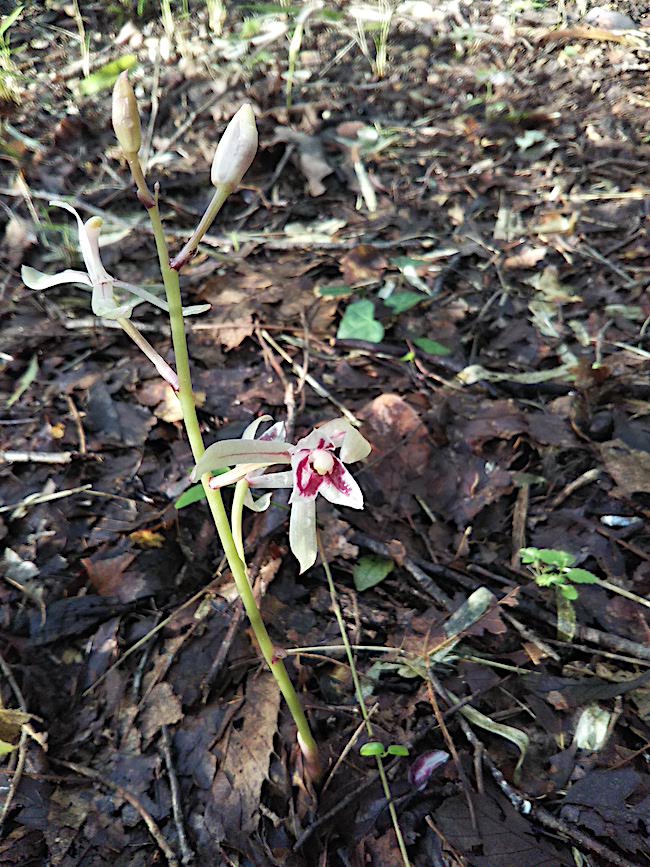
319,536,411,867
231,479,248,562
146,199,320,772
117,316,179,391
126,154,155,209
169,184,232,271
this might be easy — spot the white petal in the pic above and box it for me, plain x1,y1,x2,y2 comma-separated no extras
318,418,371,463
242,415,274,440
50,201,113,289
113,281,211,317
91,283,134,319
82,216,114,287
192,438,292,480
319,462,364,509
22,266,91,290
289,497,317,573
50,201,95,276
208,463,267,488
295,426,333,452
248,470,294,489
244,490,273,512
259,421,287,442
339,426,371,463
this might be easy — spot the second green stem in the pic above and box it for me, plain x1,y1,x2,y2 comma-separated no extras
147,201,319,769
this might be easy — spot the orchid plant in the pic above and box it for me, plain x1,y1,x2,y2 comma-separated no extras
22,71,372,778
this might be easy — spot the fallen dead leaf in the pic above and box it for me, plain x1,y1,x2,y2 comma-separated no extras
206,673,281,844
129,529,165,548
82,552,136,598
503,245,547,269
599,439,650,496
340,245,389,286
319,515,359,561
138,380,183,423
139,682,183,741
272,127,334,196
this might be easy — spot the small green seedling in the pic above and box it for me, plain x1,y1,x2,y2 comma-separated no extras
520,547,599,641
520,547,599,600
360,741,409,759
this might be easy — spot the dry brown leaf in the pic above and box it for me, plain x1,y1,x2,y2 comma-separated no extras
0,708,32,746
208,673,281,840
599,439,650,497
503,245,547,269
82,552,136,598
319,515,359,561
139,682,183,741
211,306,255,351
1,215,35,269
272,126,334,196
530,211,578,235
129,529,165,548
340,245,389,286
138,380,183,423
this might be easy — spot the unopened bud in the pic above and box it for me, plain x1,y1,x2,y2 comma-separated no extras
112,71,142,156
211,104,258,189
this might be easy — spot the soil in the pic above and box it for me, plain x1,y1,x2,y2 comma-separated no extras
1,1,650,865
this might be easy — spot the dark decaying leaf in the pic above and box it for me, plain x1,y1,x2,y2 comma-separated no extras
200,674,281,852
435,789,573,866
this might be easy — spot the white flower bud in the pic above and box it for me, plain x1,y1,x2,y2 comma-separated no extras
210,104,258,189
112,71,141,156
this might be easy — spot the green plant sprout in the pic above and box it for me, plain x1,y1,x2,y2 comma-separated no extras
520,546,650,640
22,71,374,781
520,547,599,601
360,741,409,758
285,1,321,109
206,0,227,34
520,547,599,641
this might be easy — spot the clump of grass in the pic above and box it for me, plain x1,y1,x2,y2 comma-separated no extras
0,5,24,103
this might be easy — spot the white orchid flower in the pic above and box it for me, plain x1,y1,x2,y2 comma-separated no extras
193,418,371,573
21,201,210,320
21,202,213,391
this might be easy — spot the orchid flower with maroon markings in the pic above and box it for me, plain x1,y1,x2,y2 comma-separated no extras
193,418,371,572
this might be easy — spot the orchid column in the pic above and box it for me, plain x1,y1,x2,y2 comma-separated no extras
112,73,320,777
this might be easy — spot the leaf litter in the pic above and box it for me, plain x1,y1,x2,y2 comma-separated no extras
1,0,650,864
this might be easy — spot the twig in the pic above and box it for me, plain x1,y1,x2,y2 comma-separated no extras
425,676,477,833
321,704,379,795
318,535,412,867
161,726,194,864
510,483,528,568
66,394,86,454
0,450,74,464
200,596,244,701
258,329,359,425
503,612,561,662
0,483,92,516
550,468,600,509
52,759,179,867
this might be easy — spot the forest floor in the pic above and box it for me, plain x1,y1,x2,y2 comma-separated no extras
1,1,650,865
